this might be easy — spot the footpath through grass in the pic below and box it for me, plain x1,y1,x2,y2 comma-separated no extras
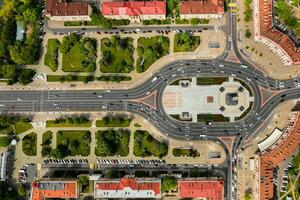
56,130,91,157
95,129,130,156
61,33,97,72
100,36,134,73
137,36,169,73
133,130,168,157
174,33,200,52
0,116,32,135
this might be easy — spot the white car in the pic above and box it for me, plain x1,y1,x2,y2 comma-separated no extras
17,98,23,101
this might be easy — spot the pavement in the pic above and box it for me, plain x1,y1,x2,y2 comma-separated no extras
12,111,226,181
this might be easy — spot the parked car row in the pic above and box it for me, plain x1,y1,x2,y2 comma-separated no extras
97,159,166,165
18,163,34,183
54,28,204,36
43,159,88,165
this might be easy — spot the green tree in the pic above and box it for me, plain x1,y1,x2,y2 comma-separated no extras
191,18,199,25
0,0,16,21
0,136,10,147
18,68,35,85
245,29,252,38
17,184,27,197
161,176,177,192
78,176,89,186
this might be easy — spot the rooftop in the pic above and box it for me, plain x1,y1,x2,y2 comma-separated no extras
179,0,224,15
45,0,90,16
255,0,300,64
178,178,224,199
259,112,300,200
30,181,78,200
101,1,166,16
94,177,161,199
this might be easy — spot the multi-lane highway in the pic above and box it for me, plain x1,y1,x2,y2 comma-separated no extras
0,60,299,140
2,9,299,200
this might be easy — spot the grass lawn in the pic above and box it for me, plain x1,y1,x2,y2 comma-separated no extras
44,39,60,72
46,120,91,127
56,130,91,156
22,132,37,156
196,77,228,85
172,148,200,157
174,33,200,52
100,37,134,73
61,35,97,73
15,122,33,134
0,117,32,135
62,43,86,72
42,131,53,157
137,36,169,73
133,130,168,157
197,114,230,122
96,116,132,127
95,129,130,156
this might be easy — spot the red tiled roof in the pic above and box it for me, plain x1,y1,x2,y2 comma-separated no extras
96,178,161,195
259,113,300,200
178,179,224,199
101,1,166,16
46,0,89,16
179,0,224,15
257,0,300,64
30,181,77,200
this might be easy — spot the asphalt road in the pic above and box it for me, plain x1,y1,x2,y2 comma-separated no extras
5,11,298,200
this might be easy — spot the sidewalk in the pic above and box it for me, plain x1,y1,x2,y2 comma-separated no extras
0,30,225,91
12,111,226,180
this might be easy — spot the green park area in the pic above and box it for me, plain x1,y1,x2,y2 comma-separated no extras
172,148,200,157
46,116,91,127
0,116,32,135
54,130,91,157
196,77,228,85
133,130,168,157
44,39,60,72
174,33,200,52
275,0,300,37
61,33,97,72
137,36,169,73
100,36,134,73
96,116,132,127
22,132,37,156
280,147,300,200
95,129,130,157
41,131,53,157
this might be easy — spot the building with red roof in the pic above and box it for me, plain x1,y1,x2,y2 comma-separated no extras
253,0,300,65
256,112,300,200
179,0,224,19
45,0,92,21
101,1,166,22
30,180,78,200
94,177,161,198
178,178,224,199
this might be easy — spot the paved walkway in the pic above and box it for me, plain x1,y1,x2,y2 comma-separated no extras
0,29,225,91
12,112,226,180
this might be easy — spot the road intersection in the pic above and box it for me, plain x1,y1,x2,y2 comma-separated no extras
1,10,299,200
